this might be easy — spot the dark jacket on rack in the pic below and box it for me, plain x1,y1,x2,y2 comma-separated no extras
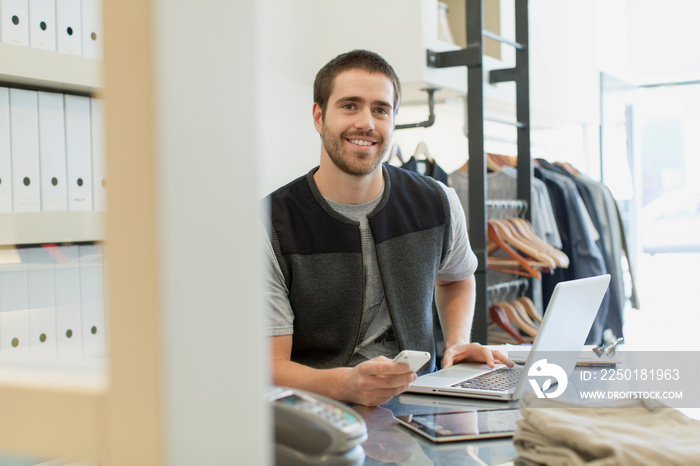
537,160,622,341
535,165,609,344
401,157,449,184
267,164,451,374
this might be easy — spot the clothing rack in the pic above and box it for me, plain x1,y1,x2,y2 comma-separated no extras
486,200,528,219
427,0,532,343
487,278,529,296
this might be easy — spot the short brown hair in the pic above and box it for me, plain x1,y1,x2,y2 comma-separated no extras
313,49,401,115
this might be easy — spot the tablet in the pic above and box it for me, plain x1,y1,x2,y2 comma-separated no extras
394,409,521,443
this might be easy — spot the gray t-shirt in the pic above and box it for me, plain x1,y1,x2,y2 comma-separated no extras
263,180,477,365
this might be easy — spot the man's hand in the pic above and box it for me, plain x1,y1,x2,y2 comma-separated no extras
271,336,417,407
441,342,513,369
338,356,417,406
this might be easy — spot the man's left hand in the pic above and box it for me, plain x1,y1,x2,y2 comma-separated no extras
441,342,513,369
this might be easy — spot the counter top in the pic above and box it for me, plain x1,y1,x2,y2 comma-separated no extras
356,393,522,465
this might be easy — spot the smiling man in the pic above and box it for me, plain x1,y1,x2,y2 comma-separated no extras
263,50,510,406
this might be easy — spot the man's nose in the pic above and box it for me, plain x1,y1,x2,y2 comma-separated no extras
354,108,375,132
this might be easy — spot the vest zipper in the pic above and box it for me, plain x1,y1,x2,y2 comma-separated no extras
346,248,365,367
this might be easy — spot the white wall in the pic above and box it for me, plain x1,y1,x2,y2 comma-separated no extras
260,0,323,193
259,0,700,191
625,0,700,83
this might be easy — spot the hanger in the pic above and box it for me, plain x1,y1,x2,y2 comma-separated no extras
491,219,556,268
516,296,542,324
554,161,581,177
501,219,559,268
488,305,530,344
385,143,405,165
489,219,558,271
486,221,542,279
486,153,502,172
504,218,569,268
496,301,538,338
511,298,539,331
413,141,433,161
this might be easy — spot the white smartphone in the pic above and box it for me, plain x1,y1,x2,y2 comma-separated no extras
392,350,431,373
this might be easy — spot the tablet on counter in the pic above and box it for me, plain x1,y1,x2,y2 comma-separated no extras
393,408,521,443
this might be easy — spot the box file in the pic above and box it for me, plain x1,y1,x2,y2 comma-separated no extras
26,246,56,358
79,243,105,357
90,97,106,211
0,247,29,359
0,87,11,213
28,0,55,50
55,0,80,55
9,88,41,212
80,0,101,59
38,91,68,211
64,94,93,210
53,243,83,359
0,0,29,46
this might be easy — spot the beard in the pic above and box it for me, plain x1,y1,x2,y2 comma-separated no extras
321,123,389,177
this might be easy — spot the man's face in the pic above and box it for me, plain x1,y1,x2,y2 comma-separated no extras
313,70,396,177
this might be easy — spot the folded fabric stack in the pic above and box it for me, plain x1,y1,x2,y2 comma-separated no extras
514,394,700,465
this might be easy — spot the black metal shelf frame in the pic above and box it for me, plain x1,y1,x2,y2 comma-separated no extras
426,0,532,344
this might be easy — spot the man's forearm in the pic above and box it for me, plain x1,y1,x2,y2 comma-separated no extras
272,357,416,407
272,358,352,401
434,276,476,348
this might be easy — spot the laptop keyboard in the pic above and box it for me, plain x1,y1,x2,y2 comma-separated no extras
451,366,523,391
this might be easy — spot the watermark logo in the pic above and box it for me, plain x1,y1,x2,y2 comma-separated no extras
528,359,568,399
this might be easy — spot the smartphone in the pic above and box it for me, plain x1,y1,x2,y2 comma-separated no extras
392,350,431,372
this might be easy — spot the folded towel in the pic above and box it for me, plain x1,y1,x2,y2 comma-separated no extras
514,393,700,465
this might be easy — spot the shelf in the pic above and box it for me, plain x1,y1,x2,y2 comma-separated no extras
0,357,107,461
0,356,108,391
0,43,103,95
0,211,105,246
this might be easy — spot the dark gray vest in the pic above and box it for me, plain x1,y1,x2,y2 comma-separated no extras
267,163,451,374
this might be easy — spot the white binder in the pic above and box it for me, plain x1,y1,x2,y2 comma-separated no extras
0,0,29,46
0,248,29,359
26,246,56,358
38,91,68,211
80,0,101,59
0,87,11,213
28,0,55,50
55,0,80,55
53,244,82,359
9,88,41,212
79,243,105,357
64,94,93,210
90,97,106,211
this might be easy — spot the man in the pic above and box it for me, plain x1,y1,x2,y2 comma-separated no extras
263,50,510,407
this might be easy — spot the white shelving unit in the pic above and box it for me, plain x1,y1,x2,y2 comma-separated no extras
0,211,105,246
1,0,271,463
0,42,103,94
0,42,105,247
0,42,107,462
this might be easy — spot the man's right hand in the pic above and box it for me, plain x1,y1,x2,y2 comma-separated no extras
271,336,416,407
337,356,417,406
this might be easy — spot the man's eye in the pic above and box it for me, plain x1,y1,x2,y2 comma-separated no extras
342,103,355,110
375,107,389,115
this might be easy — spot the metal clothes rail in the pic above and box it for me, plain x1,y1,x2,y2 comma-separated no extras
427,0,532,343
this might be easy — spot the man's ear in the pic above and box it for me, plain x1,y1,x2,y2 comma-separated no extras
312,102,323,134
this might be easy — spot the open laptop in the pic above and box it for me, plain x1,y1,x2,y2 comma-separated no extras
407,275,611,401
